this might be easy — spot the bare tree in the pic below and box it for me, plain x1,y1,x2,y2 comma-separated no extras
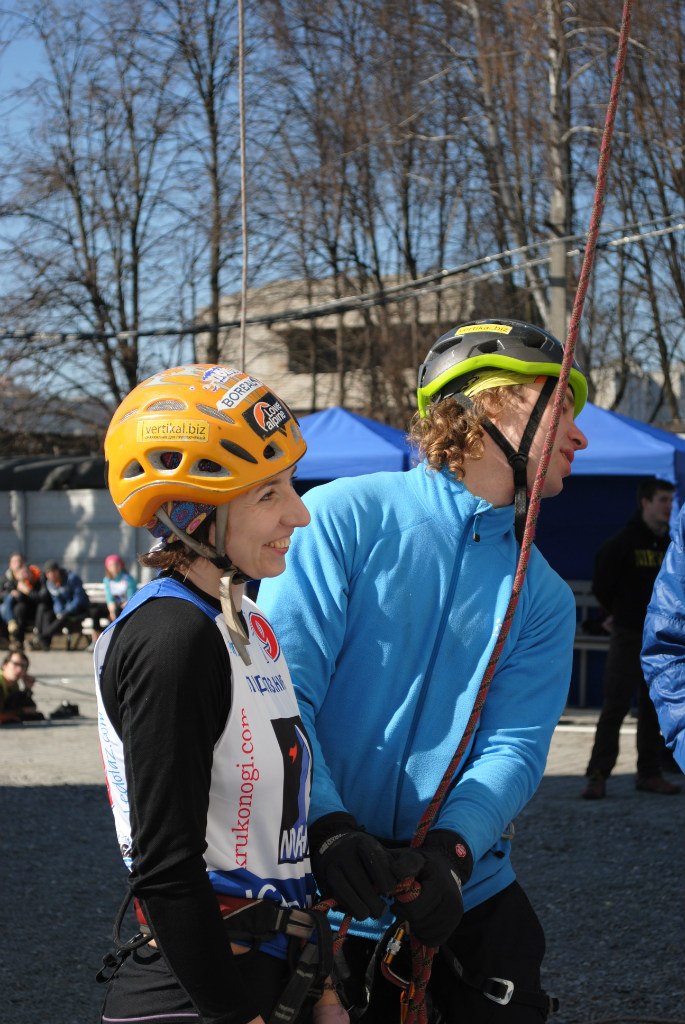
0,0,186,427
153,0,249,363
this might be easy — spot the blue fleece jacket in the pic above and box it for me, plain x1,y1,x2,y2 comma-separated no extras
259,464,575,936
642,502,685,772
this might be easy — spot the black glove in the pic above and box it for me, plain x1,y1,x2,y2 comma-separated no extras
391,830,473,947
310,813,400,920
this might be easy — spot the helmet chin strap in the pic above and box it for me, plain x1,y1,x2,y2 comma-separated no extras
445,377,557,543
154,504,252,665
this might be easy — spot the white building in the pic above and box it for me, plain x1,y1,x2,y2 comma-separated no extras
196,274,532,417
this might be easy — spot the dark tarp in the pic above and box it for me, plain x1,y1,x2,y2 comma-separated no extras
535,403,685,580
0,455,106,491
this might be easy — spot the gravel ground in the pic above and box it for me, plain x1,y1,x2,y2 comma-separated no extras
1,650,684,1024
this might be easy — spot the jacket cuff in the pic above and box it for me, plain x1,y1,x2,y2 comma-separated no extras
424,829,474,885
308,811,358,852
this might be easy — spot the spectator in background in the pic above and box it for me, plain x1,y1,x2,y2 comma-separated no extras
1,552,28,642
1,559,42,651
581,477,680,799
0,650,44,724
103,554,137,622
32,560,89,651
87,554,138,648
2,552,27,596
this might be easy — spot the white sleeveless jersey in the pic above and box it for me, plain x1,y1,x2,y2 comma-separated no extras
94,576,315,911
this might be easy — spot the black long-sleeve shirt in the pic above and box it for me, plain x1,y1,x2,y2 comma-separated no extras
592,514,671,630
99,579,260,1024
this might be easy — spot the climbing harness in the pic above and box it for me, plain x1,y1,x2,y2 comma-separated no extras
333,923,559,1023
97,889,335,1024
438,945,559,1017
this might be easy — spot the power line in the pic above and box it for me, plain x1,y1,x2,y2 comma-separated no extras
1,213,683,345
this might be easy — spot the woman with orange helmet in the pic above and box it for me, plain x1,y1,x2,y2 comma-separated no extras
95,365,347,1024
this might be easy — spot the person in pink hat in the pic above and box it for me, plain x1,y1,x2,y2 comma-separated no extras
103,554,138,623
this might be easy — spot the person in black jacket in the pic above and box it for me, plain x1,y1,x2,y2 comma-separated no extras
581,477,681,799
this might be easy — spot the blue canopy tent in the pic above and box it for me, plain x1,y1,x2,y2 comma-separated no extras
531,404,685,707
295,405,685,578
297,407,413,479
283,402,685,707
534,403,685,580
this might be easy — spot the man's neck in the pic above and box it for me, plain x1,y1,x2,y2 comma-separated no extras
642,514,669,538
460,443,515,508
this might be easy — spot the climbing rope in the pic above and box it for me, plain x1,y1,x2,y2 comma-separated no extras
237,0,248,367
399,4,635,1022
316,4,636,1023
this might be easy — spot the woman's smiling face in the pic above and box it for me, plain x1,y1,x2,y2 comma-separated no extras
223,465,310,580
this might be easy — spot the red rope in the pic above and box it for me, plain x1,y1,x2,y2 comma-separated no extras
399,6,634,1021
319,5,635,1021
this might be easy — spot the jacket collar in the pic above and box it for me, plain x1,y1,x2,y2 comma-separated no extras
407,462,515,543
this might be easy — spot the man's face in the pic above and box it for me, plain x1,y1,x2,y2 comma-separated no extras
46,568,61,585
493,379,588,498
641,489,674,532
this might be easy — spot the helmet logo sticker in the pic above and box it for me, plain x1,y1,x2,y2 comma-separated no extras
216,375,263,410
201,366,242,391
136,419,209,442
249,612,281,661
455,323,513,336
243,392,290,438
141,366,205,387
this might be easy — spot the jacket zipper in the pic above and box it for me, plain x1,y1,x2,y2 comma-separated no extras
392,512,477,835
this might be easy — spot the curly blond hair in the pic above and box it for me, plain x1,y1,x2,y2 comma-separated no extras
408,385,525,480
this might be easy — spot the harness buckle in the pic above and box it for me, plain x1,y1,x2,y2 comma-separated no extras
483,976,514,1005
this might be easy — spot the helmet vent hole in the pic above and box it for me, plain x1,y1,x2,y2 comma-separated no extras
196,403,235,424
474,340,499,355
523,337,544,350
194,458,224,473
147,451,183,471
146,399,186,412
117,408,139,425
191,458,230,477
220,438,259,464
123,460,145,479
263,441,285,461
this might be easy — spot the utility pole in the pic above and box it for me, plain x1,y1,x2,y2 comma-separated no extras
548,210,567,342
547,0,569,343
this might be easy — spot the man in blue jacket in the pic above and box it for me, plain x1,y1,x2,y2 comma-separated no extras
260,319,588,1022
642,500,685,773
32,560,90,650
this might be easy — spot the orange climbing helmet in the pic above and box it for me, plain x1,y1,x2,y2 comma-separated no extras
105,364,306,528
